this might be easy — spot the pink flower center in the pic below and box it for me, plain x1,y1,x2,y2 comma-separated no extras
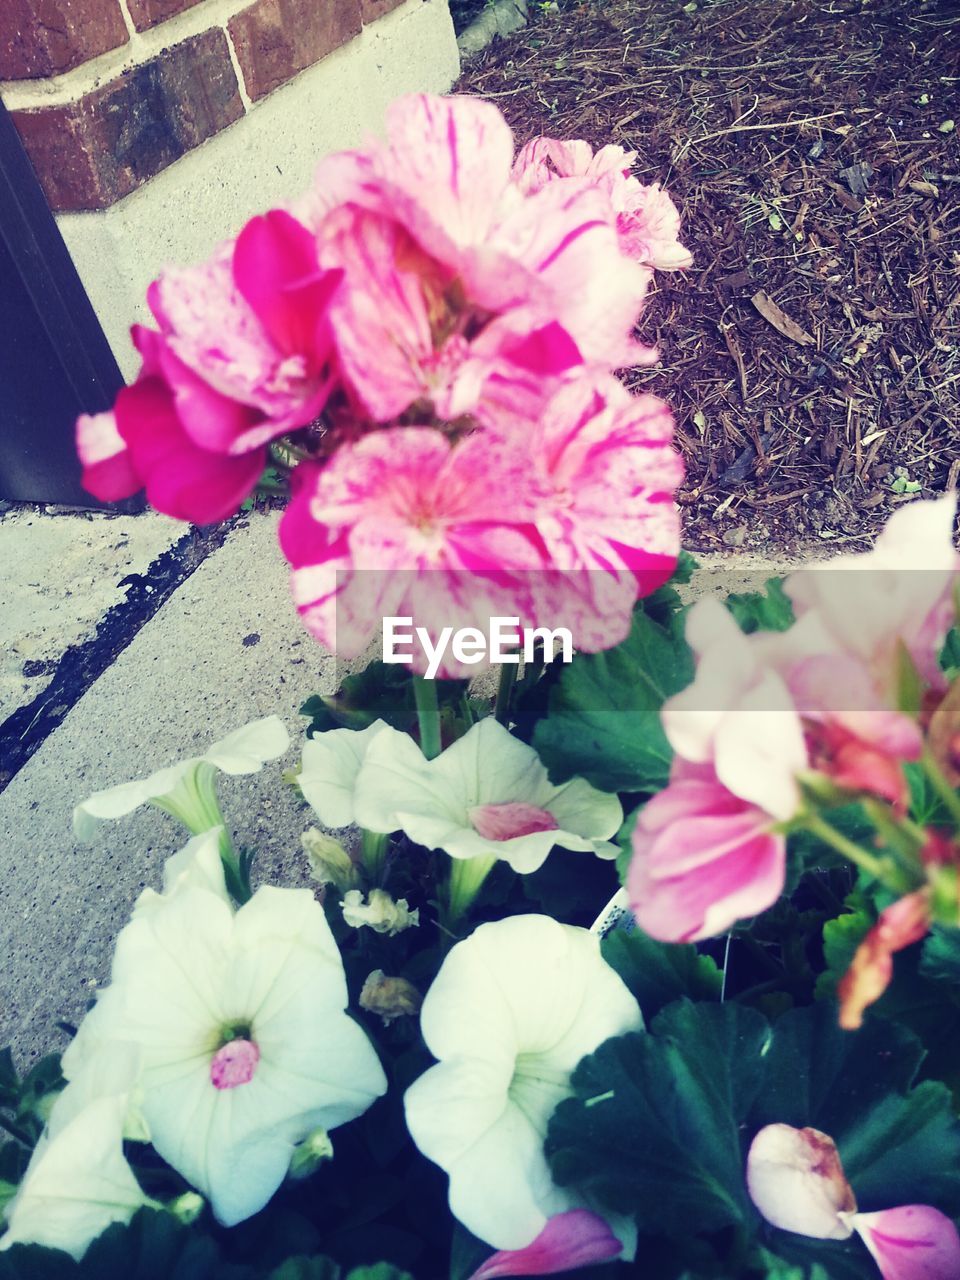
210,1037,260,1090
468,802,560,841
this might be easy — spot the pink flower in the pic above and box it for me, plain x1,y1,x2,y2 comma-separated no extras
856,1206,960,1280
83,326,266,522
150,209,341,444
76,411,139,503
279,426,547,671
317,205,580,423
627,758,787,941
512,137,692,270
467,1210,623,1279
747,1124,960,1280
662,598,808,822
785,494,959,694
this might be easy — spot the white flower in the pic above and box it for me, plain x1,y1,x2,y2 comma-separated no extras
298,720,389,828
341,888,419,935
354,718,622,874
73,716,290,842
63,885,387,1226
404,914,642,1252
133,827,231,918
1,1045,151,1260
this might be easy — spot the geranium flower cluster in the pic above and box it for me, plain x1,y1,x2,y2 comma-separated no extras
627,494,960,1025
77,93,687,670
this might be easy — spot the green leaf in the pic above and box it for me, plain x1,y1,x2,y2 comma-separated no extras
546,1002,769,1235
725,579,794,635
815,909,871,999
301,664,415,734
921,925,960,983
270,1261,340,1280
532,607,693,792
601,929,722,1020
761,1238,872,1280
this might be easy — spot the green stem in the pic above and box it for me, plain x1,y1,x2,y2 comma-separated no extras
921,747,960,829
412,676,442,761
360,829,390,883
494,662,518,725
803,812,896,886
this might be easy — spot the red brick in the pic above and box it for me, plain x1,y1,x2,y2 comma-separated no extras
360,0,405,22
125,0,206,32
11,29,244,211
229,0,362,102
0,0,128,79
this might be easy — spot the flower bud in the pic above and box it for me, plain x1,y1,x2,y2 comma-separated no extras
360,970,422,1023
168,1191,205,1225
302,827,359,892
342,889,419,936
288,1128,334,1181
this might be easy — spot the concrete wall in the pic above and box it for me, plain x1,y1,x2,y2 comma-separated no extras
1,0,459,376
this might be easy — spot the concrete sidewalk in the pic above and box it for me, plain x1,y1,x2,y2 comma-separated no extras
0,511,335,1067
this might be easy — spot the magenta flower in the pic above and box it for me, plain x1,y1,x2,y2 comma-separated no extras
627,758,786,942
279,426,547,671
467,1210,623,1279
513,136,693,270
83,326,266,523
150,209,340,442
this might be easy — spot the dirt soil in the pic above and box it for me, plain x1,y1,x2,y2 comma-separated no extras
458,0,960,553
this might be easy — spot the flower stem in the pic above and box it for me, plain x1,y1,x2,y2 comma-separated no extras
802,812,898,887
412,676,442,761
921,747,960,829
360,829,390,883
494,662,518,725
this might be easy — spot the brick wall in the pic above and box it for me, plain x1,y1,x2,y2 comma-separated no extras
0,0,407,211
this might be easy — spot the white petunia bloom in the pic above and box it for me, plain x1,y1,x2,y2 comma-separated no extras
298,720,389,828
404,914,642,1252
353,718,622,875
1,1045,152,1260
133,827,231,918
62,885,387,1227
73,716,290,842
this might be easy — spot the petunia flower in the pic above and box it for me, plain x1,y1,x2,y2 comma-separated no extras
404,914,642,1252
747,1123,960,1280
73,715,290,846
628,757,787,942
62,885,387,1226
132,827,231,918
298,719,390,828
353,718,621,913
0,1045,152,1260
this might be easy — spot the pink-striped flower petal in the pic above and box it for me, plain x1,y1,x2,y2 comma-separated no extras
853,1205,960,1280
468,1210,622,1279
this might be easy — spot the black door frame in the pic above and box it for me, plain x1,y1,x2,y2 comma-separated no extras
0,97,139,509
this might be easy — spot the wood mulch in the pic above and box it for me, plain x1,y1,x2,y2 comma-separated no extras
457,0,960,552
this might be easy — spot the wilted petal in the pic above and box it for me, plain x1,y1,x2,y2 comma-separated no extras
853,1205,960,1280
468,1209,623,1279
746,1123,857,1240
838,892,931,1030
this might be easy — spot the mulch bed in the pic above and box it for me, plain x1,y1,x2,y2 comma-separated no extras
457,0,960,553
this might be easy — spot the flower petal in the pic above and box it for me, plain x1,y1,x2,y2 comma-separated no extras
746,1123,856,1241
468,1209,623,1279
853,1205,960,1280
